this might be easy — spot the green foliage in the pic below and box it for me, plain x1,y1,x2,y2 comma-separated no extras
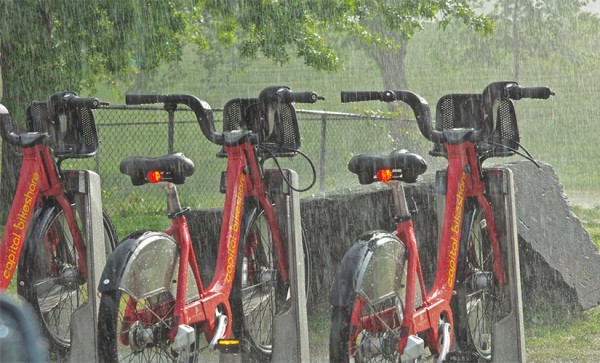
426,0,600,78
0,0,185,114
188,0,493,76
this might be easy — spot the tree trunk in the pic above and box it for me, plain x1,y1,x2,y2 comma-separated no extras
373,42,408,91
0,44,24,220
366,40,409,114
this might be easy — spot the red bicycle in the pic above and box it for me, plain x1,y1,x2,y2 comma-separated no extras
329,81,553,362
0,92,117,357
97,86,321,362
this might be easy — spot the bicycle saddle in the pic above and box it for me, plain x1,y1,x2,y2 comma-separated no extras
348,149,427,184
120,153,195,186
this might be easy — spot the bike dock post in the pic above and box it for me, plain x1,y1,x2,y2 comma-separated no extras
435,167,525,362
269,168,310,362
220,168,310,363
64,170,106,363
486,167,526,362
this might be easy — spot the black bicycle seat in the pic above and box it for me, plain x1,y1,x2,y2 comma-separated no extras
120,153,195,186
348,150,427,184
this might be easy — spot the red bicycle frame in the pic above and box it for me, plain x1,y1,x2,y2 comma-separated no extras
121,140,289,343
116,89,321,353
339,82,554,361
393,140,507,354
0,142,87,290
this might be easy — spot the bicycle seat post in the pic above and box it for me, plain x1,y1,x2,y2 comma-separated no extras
389,181,411,221
163,182,183,217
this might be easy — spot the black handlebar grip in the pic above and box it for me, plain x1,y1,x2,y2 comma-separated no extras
341,91,383,103
285,91,319,103
125,94,165,105
280,90,321,103
341,91,397,103
63,94,103,108
506,86,555,100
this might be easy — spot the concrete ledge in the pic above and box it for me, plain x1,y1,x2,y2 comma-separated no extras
506,161,600,311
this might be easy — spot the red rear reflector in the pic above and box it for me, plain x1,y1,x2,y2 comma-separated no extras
377,168,393,182
147,170,162,183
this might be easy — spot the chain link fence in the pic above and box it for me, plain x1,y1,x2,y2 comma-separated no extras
64,105,438,218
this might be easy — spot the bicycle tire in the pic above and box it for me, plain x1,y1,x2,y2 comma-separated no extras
97,231,201,363
452,205,507,360
329,231,406,363
17,203,117,359
229,205,288,362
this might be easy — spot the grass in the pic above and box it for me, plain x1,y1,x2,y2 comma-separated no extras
523,206,600,361
526,305,600,362
111,213,169,239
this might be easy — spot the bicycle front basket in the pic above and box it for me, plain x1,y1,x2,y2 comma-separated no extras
26,101,48,134
429,94,519,159
430,94,484,158
26,101,99,158
489,99,519,158
221,98,300,157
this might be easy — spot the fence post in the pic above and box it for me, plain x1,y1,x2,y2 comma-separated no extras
319,114,327,193
165,103,177,154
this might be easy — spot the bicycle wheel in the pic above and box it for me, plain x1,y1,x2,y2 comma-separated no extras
329,232,406,363
97,231,201,363
452,206,507,360
230,206,288,362
17,204,117,359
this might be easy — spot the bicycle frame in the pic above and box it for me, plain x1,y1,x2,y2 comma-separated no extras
0,142,87,290
336,82,553,361
121,139,288,343
110,89,321,358
390,140,507,355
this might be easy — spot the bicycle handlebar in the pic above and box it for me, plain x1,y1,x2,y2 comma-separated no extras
126,87,324,146
341,89,441,143
0,91,110,147
342,81,554,144
125,93,223,145
48,92,108,115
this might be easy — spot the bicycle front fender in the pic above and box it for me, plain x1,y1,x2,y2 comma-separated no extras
329,230,401,307
98,231,180,300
